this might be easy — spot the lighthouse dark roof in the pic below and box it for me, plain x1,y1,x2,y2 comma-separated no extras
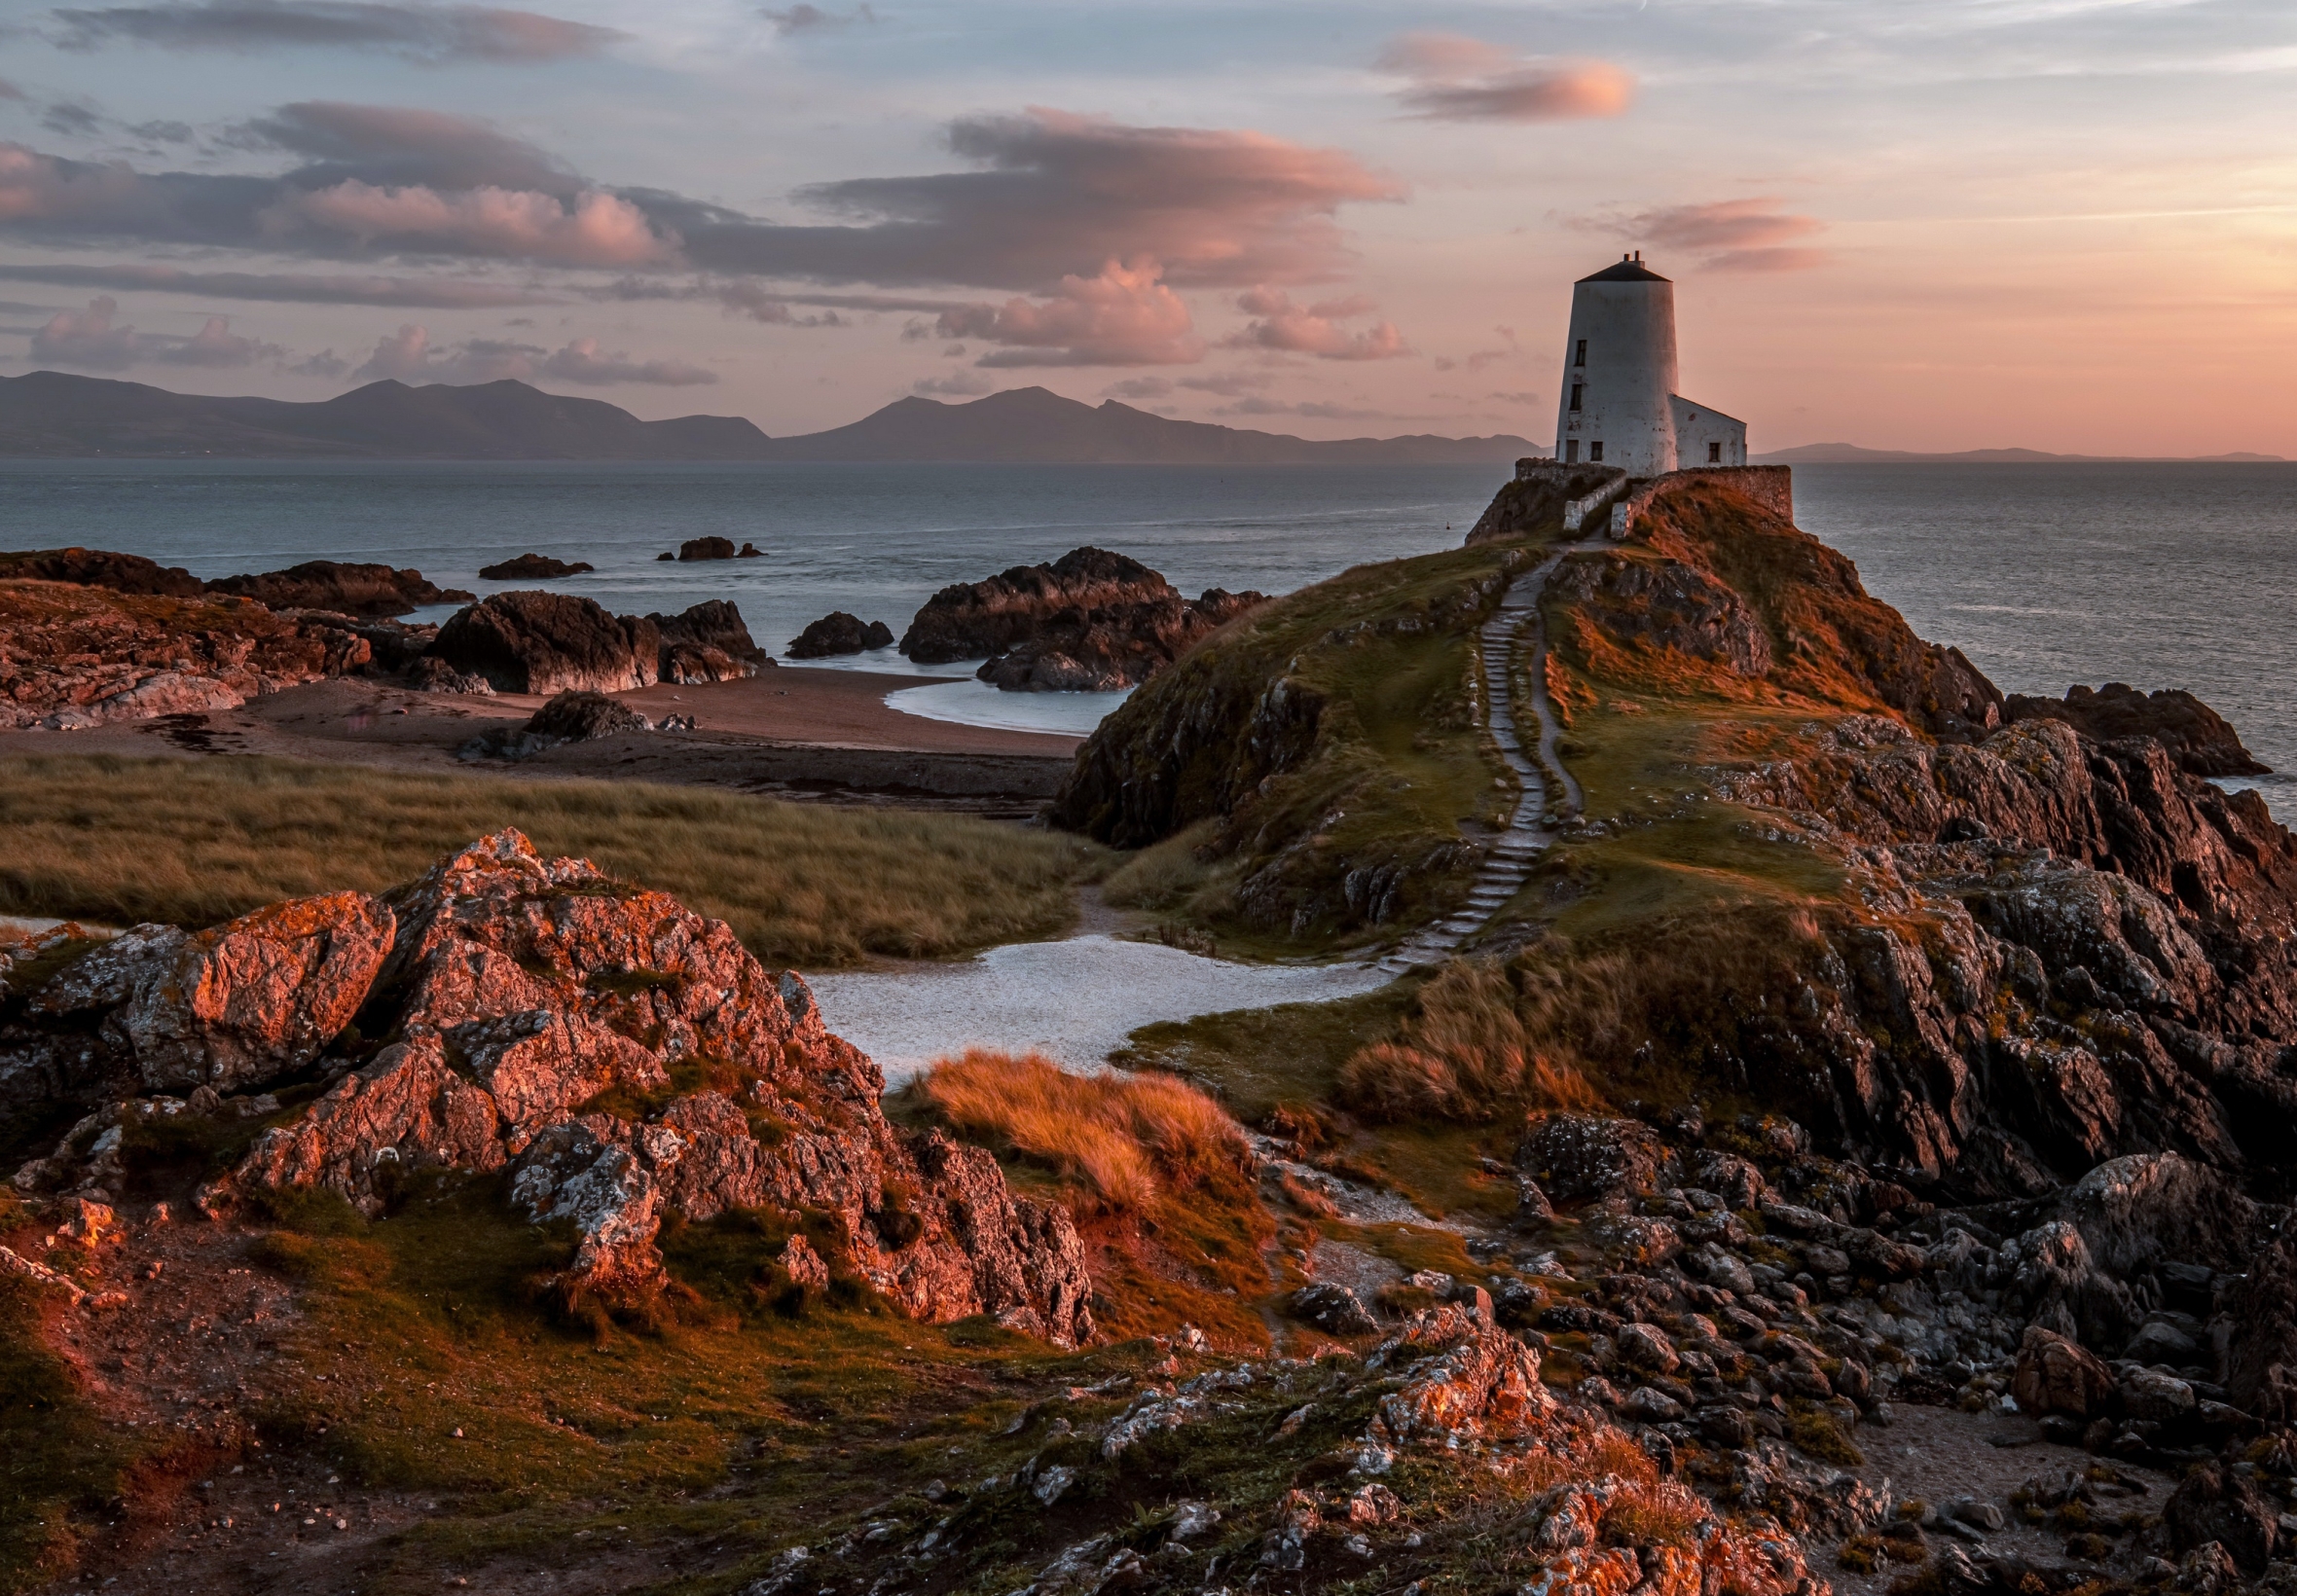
1579,257,1670,284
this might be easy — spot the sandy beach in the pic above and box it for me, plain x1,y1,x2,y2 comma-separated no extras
0,665,1087,812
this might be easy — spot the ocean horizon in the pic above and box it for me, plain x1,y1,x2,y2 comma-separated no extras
1,456,2287,808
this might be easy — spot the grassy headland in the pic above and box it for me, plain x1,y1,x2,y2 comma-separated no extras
0,754,1098,966
1053,540,1550,956
1107,473,1996,1179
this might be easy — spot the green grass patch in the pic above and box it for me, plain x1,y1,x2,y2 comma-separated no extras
0,1282,130,1590
0,753,1100,967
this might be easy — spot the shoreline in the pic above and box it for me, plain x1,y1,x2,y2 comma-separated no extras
0,667,1088,814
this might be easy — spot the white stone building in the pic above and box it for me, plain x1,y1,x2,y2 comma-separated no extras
1554,255,1746,476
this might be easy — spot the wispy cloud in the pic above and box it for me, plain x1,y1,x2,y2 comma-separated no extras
1377,33,1633,124
0,260,547,308
1222,287,1409,361
761,4,875,36
49,1,624,63
1580,199,1830,272
352,322,715,383
0,103,1401,294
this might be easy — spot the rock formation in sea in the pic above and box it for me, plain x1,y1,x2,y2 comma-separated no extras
478,553,596,580
4,830,1094,1340
0,547,205,598
786,611,894,658
899,545,1264,691
676,537,763,562
205,561,475,618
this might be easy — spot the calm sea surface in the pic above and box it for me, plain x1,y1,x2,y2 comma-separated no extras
0,458,2288,809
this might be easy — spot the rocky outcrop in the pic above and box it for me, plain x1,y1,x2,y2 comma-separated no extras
786,612,893,658
7,892,390,1097
2,831,1093,1344
677,537,761,562
479,553,594,580
429,591,660,695
0,547,203,597
649,599,765,683
902,547,1261,693
2005,683,2271,779
206,561,473,618
460,689,664,760
0,579,371,729
977,587,1263,692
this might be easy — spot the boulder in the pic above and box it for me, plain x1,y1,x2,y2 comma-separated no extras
525,690,650,743
1373,1307,1552,1442
29,892,392,1093
2117,1365,2197,1425
201,830,1095,1342
2010,1325,2115,1419
786,611,895,659
1514,1113,1668,1204
649,599,765,683
404,657,494,695
206,561,473,618
479,554,595,580
429,591,661,695
2165,1465,2278,1575
1291,1282,1379,1335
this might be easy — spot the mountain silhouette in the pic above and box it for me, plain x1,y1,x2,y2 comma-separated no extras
0,373,1538,464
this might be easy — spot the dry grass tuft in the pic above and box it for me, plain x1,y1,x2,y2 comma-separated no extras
912,1050,1248,1214
0,754,1096,967
1336,961,1602,1122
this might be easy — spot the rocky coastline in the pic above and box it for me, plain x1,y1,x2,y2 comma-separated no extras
5,477,2297,1596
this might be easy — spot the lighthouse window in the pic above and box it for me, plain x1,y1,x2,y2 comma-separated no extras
1708,441,1723,463
1568,383,1584,412
1573,340,1586,367
1564,441,1579,463
1589,442,1605,462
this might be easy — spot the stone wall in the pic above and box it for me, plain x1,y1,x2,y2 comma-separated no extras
1613,464,1793,537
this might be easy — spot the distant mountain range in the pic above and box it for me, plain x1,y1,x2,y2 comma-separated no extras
1755,441,2286,464
0,372,1539,465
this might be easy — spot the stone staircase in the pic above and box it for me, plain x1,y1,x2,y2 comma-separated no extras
1377,542,1599,974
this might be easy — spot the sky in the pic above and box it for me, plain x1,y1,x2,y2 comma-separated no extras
1,0,2293,453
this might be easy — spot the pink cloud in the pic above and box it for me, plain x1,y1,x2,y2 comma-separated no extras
30,294,144,367
762,109,1406,290
935,258,1204,367
1586,200,1830,272
1222,287,1410,361
352,323,711,384
538,336,714,385
264,180,675,266
1379,33,1633,124
28,294,280,368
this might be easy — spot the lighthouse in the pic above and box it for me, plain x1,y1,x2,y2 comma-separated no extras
1554,254,1745,476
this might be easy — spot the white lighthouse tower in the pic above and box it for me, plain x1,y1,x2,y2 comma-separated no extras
1554,255,1745,476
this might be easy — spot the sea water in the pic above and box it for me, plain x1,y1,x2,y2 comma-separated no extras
0,457,2289,807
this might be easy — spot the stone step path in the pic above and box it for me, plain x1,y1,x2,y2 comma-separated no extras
1377,541,1605,974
